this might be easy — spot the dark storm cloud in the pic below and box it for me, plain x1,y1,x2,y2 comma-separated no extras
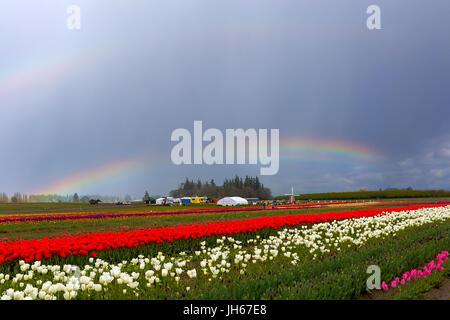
0,0,449,197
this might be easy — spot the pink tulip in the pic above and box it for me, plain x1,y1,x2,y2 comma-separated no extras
380,251,447,292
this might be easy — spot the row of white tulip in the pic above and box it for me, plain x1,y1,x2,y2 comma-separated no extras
1,206,449,300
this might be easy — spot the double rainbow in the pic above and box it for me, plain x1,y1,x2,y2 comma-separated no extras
0,48,99,96
34,156,154,195
32,136,382,195
280,137,382,167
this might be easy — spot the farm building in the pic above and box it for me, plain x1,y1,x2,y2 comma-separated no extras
155,197,181,205
167,197,181,204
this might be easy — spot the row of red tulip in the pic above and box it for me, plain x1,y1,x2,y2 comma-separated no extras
0,201,369,225
0,204,446,265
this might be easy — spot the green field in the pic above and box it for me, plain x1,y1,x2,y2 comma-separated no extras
275,190,450,201
0,204,447,300
0,199,444,241
0,204,398,241
0,202,218,215
2,195,449,215
0,199,448,300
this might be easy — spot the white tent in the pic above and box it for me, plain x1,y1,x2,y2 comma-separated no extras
156,197,181,205
155,197,166,205
217,197,248,206
167,197,181,204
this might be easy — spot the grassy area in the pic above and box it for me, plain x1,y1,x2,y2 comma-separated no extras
1,212,447,299
234,222,450,300
0,205,399,241
275,190,450,201
0,203,219,215
2,197,448,215
0,202,101,212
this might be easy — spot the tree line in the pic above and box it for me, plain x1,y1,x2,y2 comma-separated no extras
0,192,29,203
169,176,272,199
274,189,450,201
0,193,124,203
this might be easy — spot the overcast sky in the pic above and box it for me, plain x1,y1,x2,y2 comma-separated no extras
1,1,449,198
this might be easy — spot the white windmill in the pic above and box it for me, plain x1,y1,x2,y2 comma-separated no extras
284,187,299,204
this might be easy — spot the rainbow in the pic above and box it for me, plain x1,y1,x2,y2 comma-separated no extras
0,47,99,96
34,156,154,195
280,137,382,166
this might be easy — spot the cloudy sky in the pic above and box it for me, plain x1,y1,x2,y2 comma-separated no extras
1,0,449,198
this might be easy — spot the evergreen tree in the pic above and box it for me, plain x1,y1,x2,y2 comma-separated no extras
169,176,272,199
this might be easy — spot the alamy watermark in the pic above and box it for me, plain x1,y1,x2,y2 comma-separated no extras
366,265,381,290
367,5,382,30
170,121,279,175
64,5,381,31
66,5,81,30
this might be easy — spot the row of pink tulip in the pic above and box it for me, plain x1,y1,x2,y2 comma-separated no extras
381,251,449,290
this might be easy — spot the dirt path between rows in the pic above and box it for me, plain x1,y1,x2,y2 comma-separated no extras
419,278,450,300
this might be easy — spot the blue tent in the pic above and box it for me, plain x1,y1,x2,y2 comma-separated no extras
182,197,191,204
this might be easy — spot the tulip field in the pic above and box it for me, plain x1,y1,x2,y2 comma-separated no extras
0,201,449,300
